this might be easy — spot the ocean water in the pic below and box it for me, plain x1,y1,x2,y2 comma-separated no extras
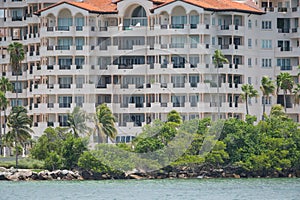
0,178,299,200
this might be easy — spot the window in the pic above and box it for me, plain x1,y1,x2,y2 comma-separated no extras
277,58,291,70
189,55,199,68
58,57,72,69
172,95,185,107
75,38,84,50
171,56,186,68
190,35,199,48
248,20,252,28
248,39,252,48
75,57,85,69
76,76,84,88
189,75,199,87
57,38,72,50
172,75,185,88
58,96,72,108
262,96,272,105
248,58,252,67
262,21,272,29
189,95,199,107
58,114,69,126
248,77,252,84
212,18,216,25
11,99,23,107
59,77,72,88
262,40,272,49
262,59,272,67
212,37,216,45
75,96,84,107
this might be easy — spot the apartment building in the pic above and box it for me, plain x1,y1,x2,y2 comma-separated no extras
0,0,299,142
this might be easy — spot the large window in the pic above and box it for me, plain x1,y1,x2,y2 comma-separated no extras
75,38,84,50
58,57,72,69
261,40,272,49
262,21,272,29
59,77,72,88
58,96,72,108
262,59,272,68
57,38,72,50
172,95,185,107
277,58,291,70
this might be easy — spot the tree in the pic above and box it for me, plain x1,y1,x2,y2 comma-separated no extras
8,42,25,103
213,49,228,119
167,110,182,125
6,106,33,168
276,72,294,112
67,106,91,137
260,76,276,120
292,84,300,106
93,104,117,143
241,84,259,115
0,92,8,136
0,77,13,136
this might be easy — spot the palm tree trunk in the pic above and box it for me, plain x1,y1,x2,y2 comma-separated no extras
283,90,287,112
16,75,19,104
262,95,266,120
15,128,19,169
245,96,249,115
3,109,6,136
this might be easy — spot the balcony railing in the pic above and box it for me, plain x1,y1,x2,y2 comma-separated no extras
170,24,184,29
59,103,71,108
56,26,70,31
59,84,71,88
59,65,71,70
56,45,70,50
220,25,230,30
280,66,292,70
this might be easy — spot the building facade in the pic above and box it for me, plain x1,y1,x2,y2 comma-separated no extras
0,0,299,142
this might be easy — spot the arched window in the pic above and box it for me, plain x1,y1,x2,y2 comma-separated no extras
124,5,147,27
132,6,146,17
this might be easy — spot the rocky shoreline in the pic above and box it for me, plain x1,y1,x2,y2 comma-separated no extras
0,166,299,181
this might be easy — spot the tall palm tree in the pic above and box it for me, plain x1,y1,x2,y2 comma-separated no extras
6,106,33,168
213,49,228,120
67,106,91,137
260,76,276,120
0,77,13,136
8,42,25,104
293,83,300,106
241,84,259,115
93,104,117,143
0,92,8,136
276,72,294,112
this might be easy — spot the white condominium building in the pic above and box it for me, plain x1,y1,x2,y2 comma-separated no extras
0,0,299,142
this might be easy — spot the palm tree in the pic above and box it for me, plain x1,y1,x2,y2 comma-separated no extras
0,77,13,136
6,106,33,168
67,106,91,137
8,42,25,103
241,84,259,115
213,49,228,119
260,76,276,120
276,72,294,112
93,104,117,143
293,84,300,106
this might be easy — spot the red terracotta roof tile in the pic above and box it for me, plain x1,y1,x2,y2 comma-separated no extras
36,0,263,15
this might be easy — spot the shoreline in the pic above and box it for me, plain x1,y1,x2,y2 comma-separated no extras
1,167,299,181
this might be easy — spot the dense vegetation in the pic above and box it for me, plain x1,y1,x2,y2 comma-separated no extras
28,105,300,177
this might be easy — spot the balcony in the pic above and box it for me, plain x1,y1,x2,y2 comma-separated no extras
56,45,70,50
59,103,71,108
56,26,70,31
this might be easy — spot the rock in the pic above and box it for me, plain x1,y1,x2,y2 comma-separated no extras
168,172,177,178
178,173,188,179
129,174,143,180
0,172,9,180
9,167,18,174
7,173,19,181
233,174,240,179
0,167,7,172
61,170,69,176
31,172,39,180
81,170,93,180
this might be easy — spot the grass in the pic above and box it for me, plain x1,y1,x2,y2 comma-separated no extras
0,157,45,169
